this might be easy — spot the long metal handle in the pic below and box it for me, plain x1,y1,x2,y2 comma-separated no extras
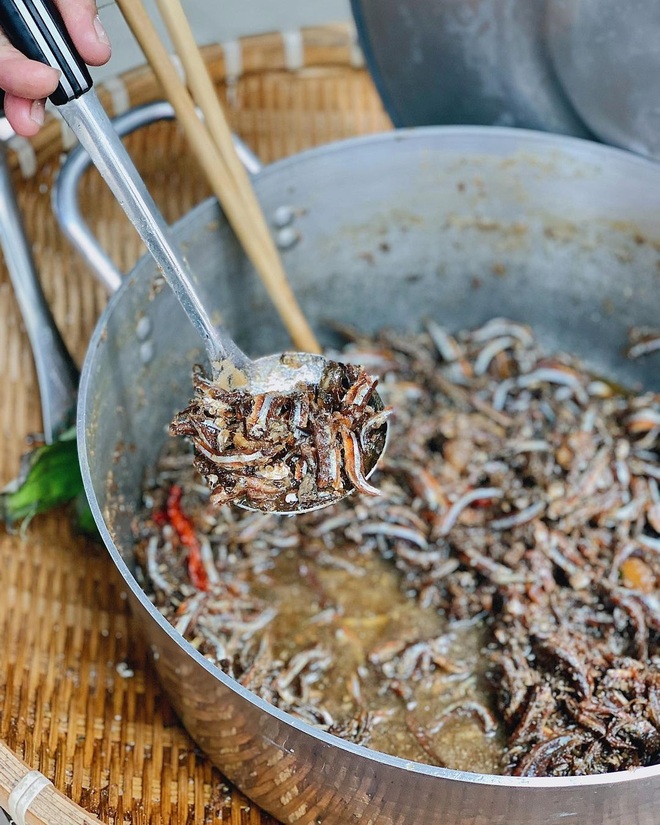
52,100,263,294
0,139,78,443
53,100,176,295
0,0,248,367
60,91,248,364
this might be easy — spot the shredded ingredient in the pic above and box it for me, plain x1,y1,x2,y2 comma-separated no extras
170,360,388,511
135,318,660,776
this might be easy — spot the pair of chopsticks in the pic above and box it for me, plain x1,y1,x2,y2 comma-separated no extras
114,0,321,355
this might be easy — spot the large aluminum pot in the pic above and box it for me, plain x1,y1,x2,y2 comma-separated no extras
78,126,660,824
546,0,660,159
352,0,660,161
351,0,591,136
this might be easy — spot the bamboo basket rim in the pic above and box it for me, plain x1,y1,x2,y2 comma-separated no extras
6,22,367,177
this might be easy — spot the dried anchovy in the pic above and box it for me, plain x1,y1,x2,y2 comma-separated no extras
136,317,660,776
626,327,660,360
170,360,387,510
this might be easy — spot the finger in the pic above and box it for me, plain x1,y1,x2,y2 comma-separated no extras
3,93,46,137
0,45,60,100
54,0,111,66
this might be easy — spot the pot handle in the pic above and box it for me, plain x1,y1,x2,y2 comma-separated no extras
52,99,263,294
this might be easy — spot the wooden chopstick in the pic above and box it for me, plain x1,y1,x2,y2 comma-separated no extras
154,0,257,210
114,0,322,355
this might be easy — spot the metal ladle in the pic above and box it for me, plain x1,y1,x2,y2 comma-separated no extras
0,0,387,515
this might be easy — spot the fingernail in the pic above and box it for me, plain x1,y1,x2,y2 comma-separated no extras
93,15,110,46
30,99,45,126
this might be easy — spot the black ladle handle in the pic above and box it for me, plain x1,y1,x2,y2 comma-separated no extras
0,0,91,104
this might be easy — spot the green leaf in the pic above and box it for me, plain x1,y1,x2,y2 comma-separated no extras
0,427,92,532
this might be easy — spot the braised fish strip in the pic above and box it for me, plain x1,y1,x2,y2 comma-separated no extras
170,360,388,511
136,318,660,776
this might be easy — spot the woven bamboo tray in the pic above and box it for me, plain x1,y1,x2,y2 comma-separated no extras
0,23,391,825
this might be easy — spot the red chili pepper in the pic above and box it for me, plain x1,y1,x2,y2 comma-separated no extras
152,509,168,527
166,485,209,591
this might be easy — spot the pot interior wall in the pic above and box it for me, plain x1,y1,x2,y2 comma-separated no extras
83,127,660,570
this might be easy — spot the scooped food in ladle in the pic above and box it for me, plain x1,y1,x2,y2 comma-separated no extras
171,354,390,513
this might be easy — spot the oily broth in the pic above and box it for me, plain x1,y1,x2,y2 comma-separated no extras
251,541,504,772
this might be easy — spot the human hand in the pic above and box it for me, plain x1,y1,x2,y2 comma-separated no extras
0,0,111,136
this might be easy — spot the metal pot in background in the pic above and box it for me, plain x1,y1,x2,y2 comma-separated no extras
57,120,660,825
352,0,660,160
351,0,591,136
546,0,660,160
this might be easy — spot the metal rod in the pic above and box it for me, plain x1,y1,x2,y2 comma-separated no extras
59,90,248,367
0,139,78,442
